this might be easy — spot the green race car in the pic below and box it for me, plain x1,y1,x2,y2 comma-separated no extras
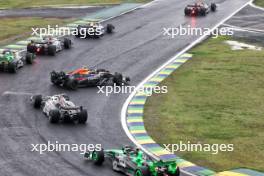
84,145,180,176
0,50,35,73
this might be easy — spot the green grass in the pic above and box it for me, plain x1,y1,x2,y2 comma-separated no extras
144,36,264,172
0,17,72,45
0,0,149,9
254,0,264,7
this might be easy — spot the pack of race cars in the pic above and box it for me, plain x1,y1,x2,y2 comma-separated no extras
0,1,220,175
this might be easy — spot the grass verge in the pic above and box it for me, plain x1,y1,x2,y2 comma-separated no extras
0,0,150,9
254,0,264,7
0,17,73,45
144,36,264,172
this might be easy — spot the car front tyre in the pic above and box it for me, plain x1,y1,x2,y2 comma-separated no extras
92,150,105,165
78,109,88,124
49,109,60,123
33,95,42,108
8,62,17,73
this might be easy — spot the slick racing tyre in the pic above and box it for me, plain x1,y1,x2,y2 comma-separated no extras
47,45,56,56
49,109,60,123
66,79,78,90
113,72,123,86
184,8,190,16
134,167,151,176
168,167,180,176
64,38,72,49
78,109,88,124
50,71,59,85
200,8,207,16
25,52,35,64
92,150,105,165
33,95,42,108
8,62,17,73
211,3,217,12
106,24,115,34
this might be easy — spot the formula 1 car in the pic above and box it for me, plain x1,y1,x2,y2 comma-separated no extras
31,94,88,124
0,50,35,73
50,67,130,90
75,21,115,38
184,1,217,16
27,36,72,56
84,145,180,176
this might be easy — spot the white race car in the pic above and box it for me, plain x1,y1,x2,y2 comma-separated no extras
27,36,72,56
31,94,87,124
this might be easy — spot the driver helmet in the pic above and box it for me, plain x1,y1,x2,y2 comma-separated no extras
3,50,11,55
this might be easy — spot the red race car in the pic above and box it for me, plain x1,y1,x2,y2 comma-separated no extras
184,1,217,16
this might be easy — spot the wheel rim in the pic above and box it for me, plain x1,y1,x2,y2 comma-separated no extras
113,161,117,170
92,152,98,161
135,170,143,176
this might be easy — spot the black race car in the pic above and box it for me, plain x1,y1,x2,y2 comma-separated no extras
184,1,217,16
50,67,130,90
75,21,115,38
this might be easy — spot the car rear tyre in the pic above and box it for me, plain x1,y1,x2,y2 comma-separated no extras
64,38,71,49
134,167,151,176
25,52,35,64
200,8,207,16
184,8,190,16
113,72,123,86
78,109,88,124
106,24,115,34
33,95,42,108
211,3,217,12
47,45,56,56
49,109,60,123
92,150,105,165
66,79,78,90
168,167,180,176
50,71,59,85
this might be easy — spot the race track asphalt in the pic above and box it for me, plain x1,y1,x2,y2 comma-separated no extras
0,0,250,175
226,4,264,30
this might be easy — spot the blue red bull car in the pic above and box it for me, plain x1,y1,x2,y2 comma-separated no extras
50,67,130,90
